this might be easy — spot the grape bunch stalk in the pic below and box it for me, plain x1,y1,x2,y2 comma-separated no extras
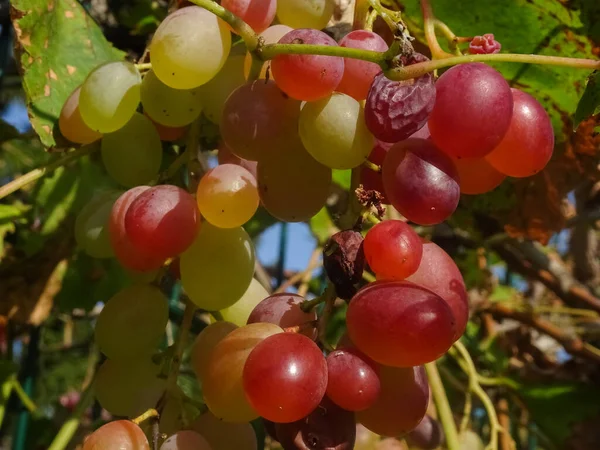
45,0,600,448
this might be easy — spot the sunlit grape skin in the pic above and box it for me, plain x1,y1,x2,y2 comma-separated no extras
247,292,317,339
326,348,380,412
363,220,423,280
357,365,429,437
271,29,344,101
276,0,333,30
82,420,149,450
59,87,102,144
243,332,328,423
191,321,238,382
382,138,460,225
346,281,456,367
159,431,212,450
485,88,554,177
428,62,514,158
220,278,269,326
451,155,505,195
196,164,259,229
221,0,276,33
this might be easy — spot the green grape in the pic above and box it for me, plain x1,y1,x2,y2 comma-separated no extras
75,190,121,258
192,412,258,450
95,358,166,417
141,70,203,127
180,224,255,311
203,323,282,422
151,6,231,89
79,61,141,133
276,0,333,30
191,321,238,382
95,284,168,360
257,139,332,221
59,86,102,144
197,54,246,125
299,93,374,169
101,113,163,187
219,279,269,326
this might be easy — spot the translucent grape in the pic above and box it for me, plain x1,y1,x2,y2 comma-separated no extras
406,415,444,450
244,25,293,79
221,0,276,33
220,80,301,161
217,142,258,179
141,70,202,127
198,54,246,125
125,185,201,260
192,412,258,450
337,30,389,101
75,190,121,258
247,292,317,339
346,281,456,367
180,224,255,310
299,93,373,169
160,431,212,450
271,29,344,101
428,62,513,158
101,113,163,188
451,155,505,195
83,421,149,450
203,323,283,422
220,279,269,326
95,358,166,417
59,87,102,144
257,139,331,221
363,220,423,280
485,89,554,177
196,164,259,228
191,321,238,382
95,284,168,360
382,138,460,225
406,242,469,341
151,6,231,89
357,365,429,437
79,61,141,133
276,0,333,29
359,140,391,203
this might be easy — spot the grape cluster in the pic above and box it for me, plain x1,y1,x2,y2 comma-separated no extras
63,0,557,449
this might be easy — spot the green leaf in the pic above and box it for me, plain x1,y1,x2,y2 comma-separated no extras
0,202,29,260
0,361,18,385
332,169,351,190
11,0,125,148
574,71,600,129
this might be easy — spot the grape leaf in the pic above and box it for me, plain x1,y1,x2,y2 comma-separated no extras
11,0,125,148
574,71,600,129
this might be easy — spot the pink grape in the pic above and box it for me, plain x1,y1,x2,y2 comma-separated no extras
337,30,388,101
247,293,317,339
83,420,149,450
271,29,344,101
428,62,513,158
243,332,327,423
221,0,276,34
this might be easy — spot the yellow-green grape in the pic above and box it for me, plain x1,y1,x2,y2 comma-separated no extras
219,279,269,326
79,61,141,133
203,323,282,422
198,54,246,125
191,321,238,382
59,87,102,144
276,0,333,30
181,224,255,310
299,93,374,169
141,70,203,127
196,164,259,229
95,358,166,417
150,6,231,89
95,284,168,360
258,139,332,222
101,113,163,187
192,412,258,450
75,190,121,258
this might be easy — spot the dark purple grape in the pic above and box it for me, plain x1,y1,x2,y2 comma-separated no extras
406,415,444,449
323,230,365,300
365,53,436,143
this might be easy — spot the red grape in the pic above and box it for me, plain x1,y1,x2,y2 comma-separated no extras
382,138,460,225
247,293,317,339
125,185,201,260
271,29,344,101
357,365,429,437
406,242,468,341
406,414,444,449
83,420,149,450
243,332,327,423
337,30,388,101
221,0,276,34
469,34,501,54
364,220,423,280
218,141,258,179
359,140,391,203
326,348,380,412
428,62,513,158
451,155,505,195
346,281,456,367
485,88,554,177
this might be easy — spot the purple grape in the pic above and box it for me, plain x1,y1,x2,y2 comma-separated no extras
406,415,444,449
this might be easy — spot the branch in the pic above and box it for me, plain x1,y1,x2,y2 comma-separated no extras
420,0,452,59
166,299,196,391
259,43,387,64
425,362,461,450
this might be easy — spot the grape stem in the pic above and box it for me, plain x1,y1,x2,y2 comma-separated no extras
363,160,382,173
300,283,336,312
420,0,452,59
425,362,461,450
132,408,160,425
165,299,196,394
317,283,337,352
134,62,152,71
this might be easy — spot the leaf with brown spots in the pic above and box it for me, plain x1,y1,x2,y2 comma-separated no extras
11,0,124,149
